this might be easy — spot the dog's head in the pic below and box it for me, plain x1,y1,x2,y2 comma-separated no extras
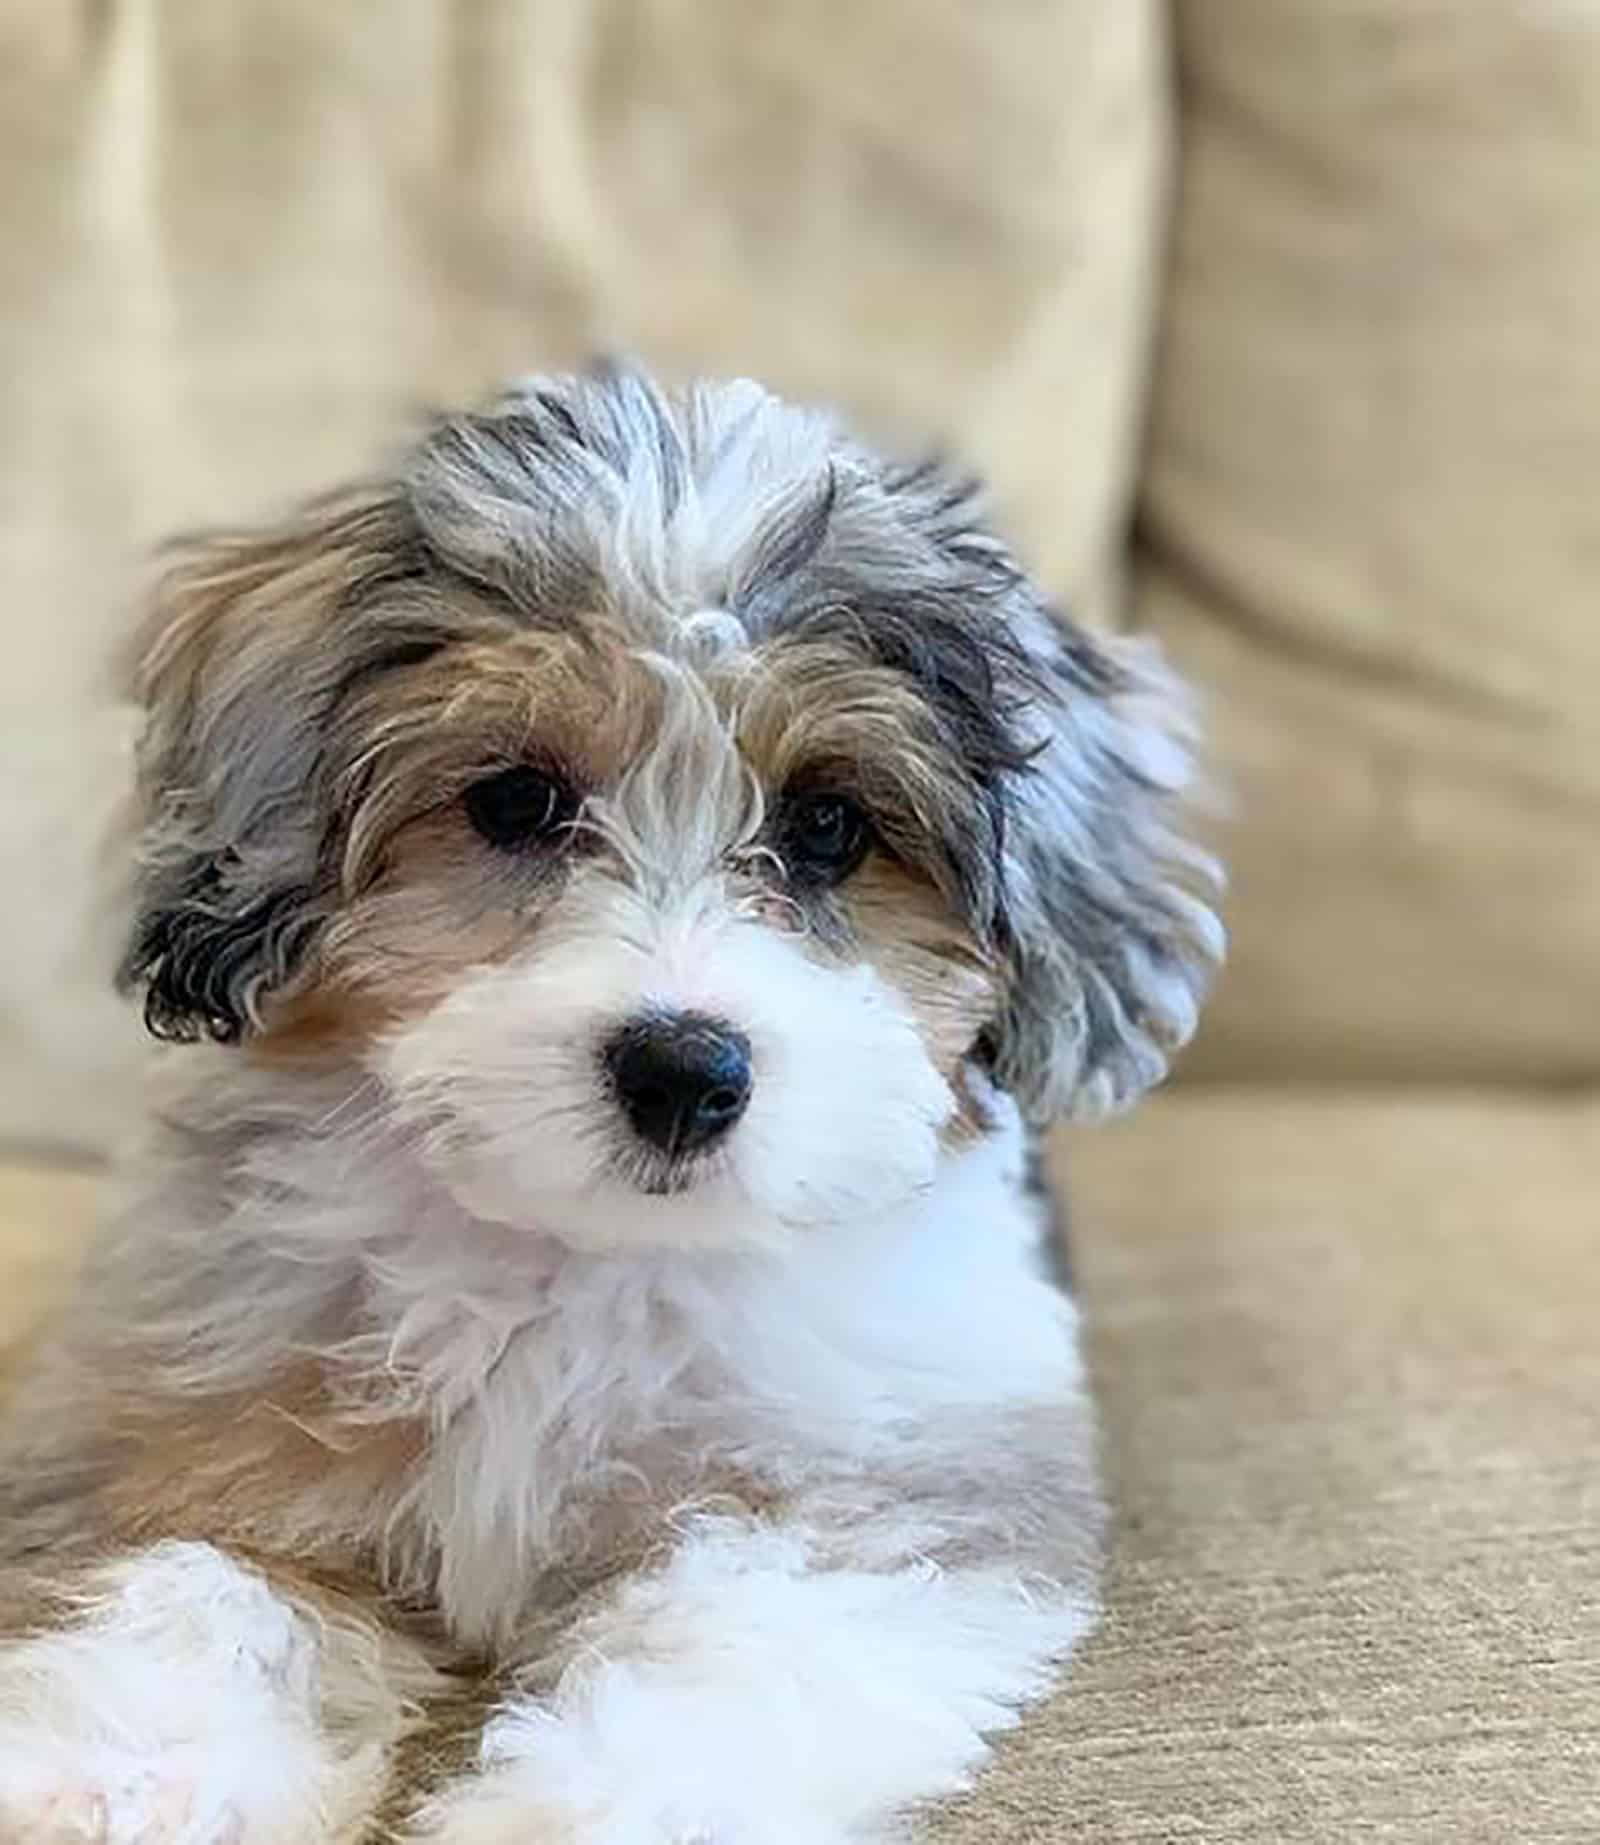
121,370,1221,1251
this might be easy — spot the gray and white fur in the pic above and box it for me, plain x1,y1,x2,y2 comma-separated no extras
0,367,1221,1844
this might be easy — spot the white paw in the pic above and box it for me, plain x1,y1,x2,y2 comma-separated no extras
0,1757,239,1845
409,1779,808,1845
405,1789,573,1845
0,1545,353,1845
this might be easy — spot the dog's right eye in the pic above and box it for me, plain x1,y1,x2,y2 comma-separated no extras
463,765,579,851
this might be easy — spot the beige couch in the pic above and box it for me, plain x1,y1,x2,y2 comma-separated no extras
3,3,1597,1835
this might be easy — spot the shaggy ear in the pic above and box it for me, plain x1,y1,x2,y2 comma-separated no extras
992,621,1224,1122
118,488,417,1042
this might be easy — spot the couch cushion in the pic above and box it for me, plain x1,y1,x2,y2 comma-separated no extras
0,0,1169,1154
8,1092,1598,1837
1143,3,1600,1081
938,1092,1600,1839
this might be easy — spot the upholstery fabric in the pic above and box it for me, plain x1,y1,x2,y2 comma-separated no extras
1013,1093,1600,1842
1143,2,1600,1082
0,0,1168,1154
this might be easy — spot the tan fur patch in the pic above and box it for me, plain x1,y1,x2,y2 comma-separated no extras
254,627,671,1054
85,1360,426,1586
842,858,1000,1144
734,635,972,855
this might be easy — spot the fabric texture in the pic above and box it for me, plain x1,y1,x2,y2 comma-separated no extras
0,0,1168,1156
1142,2,1600,1082
961,1092,1600,1840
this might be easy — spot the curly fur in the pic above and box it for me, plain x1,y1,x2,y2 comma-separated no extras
0,366,1221,1843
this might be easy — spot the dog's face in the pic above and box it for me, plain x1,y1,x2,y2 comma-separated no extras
121,372,1221,1251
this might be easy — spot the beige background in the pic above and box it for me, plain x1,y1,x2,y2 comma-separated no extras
1144,3,1600,1084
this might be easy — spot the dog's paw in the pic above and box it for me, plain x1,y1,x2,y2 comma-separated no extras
411,1816,714,1845
405,1787,576,1845
409,1779,815,1845
0,1758,236,1845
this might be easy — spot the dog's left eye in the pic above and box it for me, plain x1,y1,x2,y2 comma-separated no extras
463,765,579,851
779,791,874,885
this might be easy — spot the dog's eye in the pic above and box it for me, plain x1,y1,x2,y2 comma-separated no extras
463,765,578,851
780,791,874,885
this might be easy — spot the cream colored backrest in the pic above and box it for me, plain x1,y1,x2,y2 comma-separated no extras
1142,3,1600,1083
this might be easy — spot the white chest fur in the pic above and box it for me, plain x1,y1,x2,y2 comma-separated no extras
356,1107,1081,1645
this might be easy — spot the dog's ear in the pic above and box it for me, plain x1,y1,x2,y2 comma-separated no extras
991,612,1225,1122
119,487,415,1043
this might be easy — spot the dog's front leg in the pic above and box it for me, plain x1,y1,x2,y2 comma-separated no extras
0,1541,435,1845
409,1514,1092,1845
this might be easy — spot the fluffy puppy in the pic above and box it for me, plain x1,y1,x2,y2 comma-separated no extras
0,369,1221,1844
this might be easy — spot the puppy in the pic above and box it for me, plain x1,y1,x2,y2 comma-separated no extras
0,369,1221,1843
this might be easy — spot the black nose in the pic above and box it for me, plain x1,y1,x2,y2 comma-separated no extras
602,1013,753,1157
